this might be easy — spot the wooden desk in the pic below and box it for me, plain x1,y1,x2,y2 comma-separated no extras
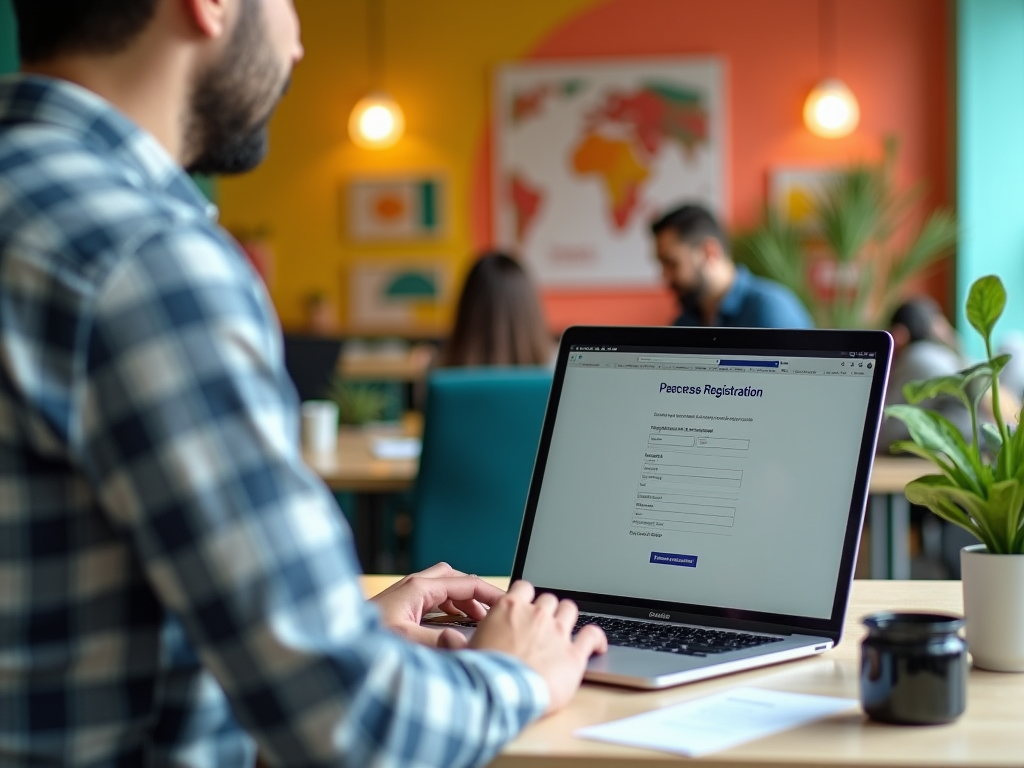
304,425,418,493
361,577,1023,767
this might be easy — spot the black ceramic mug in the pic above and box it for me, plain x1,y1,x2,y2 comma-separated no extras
860,612,967,725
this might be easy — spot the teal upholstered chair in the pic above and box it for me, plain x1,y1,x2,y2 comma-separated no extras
411,367,552,575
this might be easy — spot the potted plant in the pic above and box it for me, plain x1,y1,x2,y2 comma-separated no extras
886,275,1024,672
735,141,957,329
327,375,392,427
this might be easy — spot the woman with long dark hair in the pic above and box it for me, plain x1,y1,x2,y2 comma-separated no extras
440,251,552,367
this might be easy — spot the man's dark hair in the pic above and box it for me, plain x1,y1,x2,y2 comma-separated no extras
650,204,728,249
889,297,944,344
13,0,159,63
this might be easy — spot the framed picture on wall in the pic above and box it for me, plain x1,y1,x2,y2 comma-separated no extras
768,167,839,229
493,57,726,288
345,176,446,242
347,259,450,333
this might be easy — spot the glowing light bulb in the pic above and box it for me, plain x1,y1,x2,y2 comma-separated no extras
803,79,860,138
349,93,405,149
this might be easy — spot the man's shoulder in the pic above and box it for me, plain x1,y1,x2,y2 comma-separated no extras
744,272,802,303
0,125,221,288
740,273,814,328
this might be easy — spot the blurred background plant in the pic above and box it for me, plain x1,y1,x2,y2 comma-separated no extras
735,140,957,329
327,376,395,426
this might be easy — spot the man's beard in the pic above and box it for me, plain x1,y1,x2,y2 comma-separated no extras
676,272,708,314
185,0,289,175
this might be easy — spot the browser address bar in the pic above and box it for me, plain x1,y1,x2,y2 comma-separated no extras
637,356,719,365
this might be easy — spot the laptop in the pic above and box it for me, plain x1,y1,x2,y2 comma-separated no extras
428,325,892,689
283,334,344,401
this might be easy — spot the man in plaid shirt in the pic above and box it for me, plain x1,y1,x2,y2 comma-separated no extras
0,1,606,765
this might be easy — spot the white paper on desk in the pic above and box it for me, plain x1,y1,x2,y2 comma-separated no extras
370,437,422,460
575,687,856,757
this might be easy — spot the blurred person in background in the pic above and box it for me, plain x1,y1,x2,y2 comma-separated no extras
440,251,553,367
651,203,814,329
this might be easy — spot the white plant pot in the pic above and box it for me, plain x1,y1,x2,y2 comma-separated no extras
961,544,1024,672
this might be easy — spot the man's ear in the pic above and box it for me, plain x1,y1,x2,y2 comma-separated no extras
701,236,726,263
181,0,230,39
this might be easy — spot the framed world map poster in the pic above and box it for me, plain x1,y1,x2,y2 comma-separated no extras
494,58,726,287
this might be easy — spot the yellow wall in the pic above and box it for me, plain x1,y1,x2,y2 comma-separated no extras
220,0,598,333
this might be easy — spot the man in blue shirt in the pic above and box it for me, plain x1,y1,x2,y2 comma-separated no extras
0,1,606,766
651,204,814,328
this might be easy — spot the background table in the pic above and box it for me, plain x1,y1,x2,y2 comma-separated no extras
338,345,433,383
868,457,935,579
304,424,419,493
361,577,1024,767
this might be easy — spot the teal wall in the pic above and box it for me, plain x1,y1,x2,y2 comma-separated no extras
958,0,1024,358
0,0,16,73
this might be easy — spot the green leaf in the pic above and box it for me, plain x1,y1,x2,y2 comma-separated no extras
986,479,1024,555
901,373,971,409
901,356,1009,409
888,439,990,490
904,476,986,543
1014,529,1024,554
908,478,1004,551
884,406,982,491
981,422,1003,447
965,275,1006,342
886,211,957,289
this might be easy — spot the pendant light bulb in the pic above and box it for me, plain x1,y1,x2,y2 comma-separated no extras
349,93,405,149
803,78,860,138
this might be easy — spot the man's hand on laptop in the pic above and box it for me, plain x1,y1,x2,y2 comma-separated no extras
371,562,504,648
471,580,609,714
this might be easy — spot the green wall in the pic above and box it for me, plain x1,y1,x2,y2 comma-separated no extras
958,0,1024,358
0,0,16,73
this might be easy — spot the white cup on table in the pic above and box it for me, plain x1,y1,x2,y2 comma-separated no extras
301,400,339,454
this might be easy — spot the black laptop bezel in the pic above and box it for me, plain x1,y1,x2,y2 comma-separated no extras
510,326,893,644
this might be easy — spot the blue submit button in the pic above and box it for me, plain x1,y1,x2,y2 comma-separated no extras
650,552,698,568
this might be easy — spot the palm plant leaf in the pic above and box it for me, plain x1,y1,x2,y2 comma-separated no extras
736,142,955,330
817,167,884,263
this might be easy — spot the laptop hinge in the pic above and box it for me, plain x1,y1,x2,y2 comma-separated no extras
575,599,833,641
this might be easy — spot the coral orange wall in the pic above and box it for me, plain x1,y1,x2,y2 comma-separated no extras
221,0,950,333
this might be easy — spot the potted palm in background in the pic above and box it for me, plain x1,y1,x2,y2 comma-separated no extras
887,275,1024,672
735,142,957,329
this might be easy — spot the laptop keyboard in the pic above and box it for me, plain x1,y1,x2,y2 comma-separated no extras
573,615,785,656
435,614,785,657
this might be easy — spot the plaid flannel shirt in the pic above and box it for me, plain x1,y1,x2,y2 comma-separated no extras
0,75,546,768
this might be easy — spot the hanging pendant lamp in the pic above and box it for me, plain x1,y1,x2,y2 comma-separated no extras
804,0,859,138
349,0,404,149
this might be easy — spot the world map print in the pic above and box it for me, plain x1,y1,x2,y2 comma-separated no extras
495,60,724,287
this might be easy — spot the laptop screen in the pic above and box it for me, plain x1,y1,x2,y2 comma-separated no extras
520,344,879,621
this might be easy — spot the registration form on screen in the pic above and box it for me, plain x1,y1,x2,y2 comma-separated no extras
521,349,876,620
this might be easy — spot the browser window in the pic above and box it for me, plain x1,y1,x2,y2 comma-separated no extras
521,347,876,620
